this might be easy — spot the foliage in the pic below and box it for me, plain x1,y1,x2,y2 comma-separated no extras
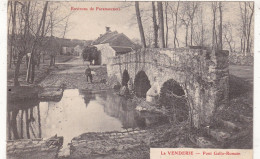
82,46,100,64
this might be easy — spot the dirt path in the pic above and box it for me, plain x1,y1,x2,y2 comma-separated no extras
39,57,109,90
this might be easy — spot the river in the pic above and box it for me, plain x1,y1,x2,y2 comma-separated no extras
7,89,168,147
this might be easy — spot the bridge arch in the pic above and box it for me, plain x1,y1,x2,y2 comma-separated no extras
159,79,189,123
134,71,151,98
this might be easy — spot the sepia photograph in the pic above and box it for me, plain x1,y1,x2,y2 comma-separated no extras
5,0,255,158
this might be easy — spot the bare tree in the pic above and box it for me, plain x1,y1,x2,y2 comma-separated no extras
193,4,207,47
211,2,218,50
9,1,17,68
179,3,190,47
157,2,165,48
62,17,70,39
239,2,254,55
152,2,158,48
164,2,169,48
10,1,49,85
169,2,180,48
187,2,198,46
219,2,223,50
27,1,48,83
223,23,235,52
246,3,254,53
135,2,146,48
144,26,153,48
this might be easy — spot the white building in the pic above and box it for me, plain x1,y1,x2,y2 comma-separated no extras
94,43,116,65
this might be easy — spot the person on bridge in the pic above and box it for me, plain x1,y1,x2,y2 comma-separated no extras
85,65,93,83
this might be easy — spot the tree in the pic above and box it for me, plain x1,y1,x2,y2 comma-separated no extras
152,2,158,48
157,2,165,48
164,2,169,48
26,1,48,83
9,1,17,69
179,3,190,47
188,2,198,46
135,2,146,48
169,2,180,48
219,2,223,50
82,46,100,65
246,3,254,53
179,2,197,47
211,2,218,50
223,23,235,52
193,4,207,47
239,2,254,55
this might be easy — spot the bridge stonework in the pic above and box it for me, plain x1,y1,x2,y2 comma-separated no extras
107,48,229,128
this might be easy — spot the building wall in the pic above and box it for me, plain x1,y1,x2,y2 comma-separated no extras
95,44,116,65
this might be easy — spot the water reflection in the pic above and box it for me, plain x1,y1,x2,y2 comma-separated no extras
7,89,169,146
7,99,41,140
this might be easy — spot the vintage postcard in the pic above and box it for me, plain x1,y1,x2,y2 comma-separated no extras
3,0,257,158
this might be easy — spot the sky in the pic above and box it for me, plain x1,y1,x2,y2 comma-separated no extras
63,2,140,41
53,1,249,50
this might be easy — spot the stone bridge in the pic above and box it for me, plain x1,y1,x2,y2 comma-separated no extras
107,48,229,128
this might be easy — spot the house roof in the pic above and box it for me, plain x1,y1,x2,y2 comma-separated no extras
92,31,119,45
92,31,135,49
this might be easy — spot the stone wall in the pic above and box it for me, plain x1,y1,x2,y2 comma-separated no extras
107,48,229,128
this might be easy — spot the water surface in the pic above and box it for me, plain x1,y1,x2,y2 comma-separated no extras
7,89,168,146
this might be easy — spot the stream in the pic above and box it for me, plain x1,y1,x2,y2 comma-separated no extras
7,89,169,147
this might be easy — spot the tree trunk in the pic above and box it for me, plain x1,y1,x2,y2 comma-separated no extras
152,2,158,48
200,8,204,46
27,2,48,83
14,55,23,86
173,2,179,48
26,55,32,83
165,2,169,48
219,2,223,50
246,4,254,53
157,2,165,48
212,3,217,50
190,20,193,46
135,2,146,48
30,58,36,83
185,25,188,47
9,1,17,69
62,17,69,39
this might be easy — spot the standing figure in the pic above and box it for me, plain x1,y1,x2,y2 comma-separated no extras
85,65,93,83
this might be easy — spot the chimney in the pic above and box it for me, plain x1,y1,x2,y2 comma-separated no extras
106,27,111,33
